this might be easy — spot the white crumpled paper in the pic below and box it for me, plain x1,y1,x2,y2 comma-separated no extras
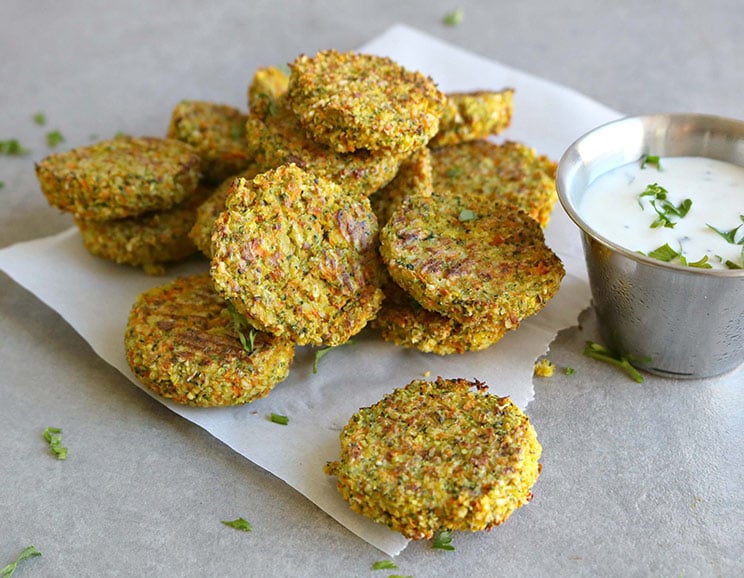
0,24,619,556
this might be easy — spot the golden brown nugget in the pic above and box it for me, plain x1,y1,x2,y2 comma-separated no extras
324,377,542,540
36,136,201,220
247,65,289,117
369,146,433,228
125,274,295,407
76,205,197,275
167,100,253,183
379,192,564,326
372,278,507,354
210,164,385,346
189,163,265,258
430,140,557,227
288,50,446,153
429,88,514,148
245,95,405,197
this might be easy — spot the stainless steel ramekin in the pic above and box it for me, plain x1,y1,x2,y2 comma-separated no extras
556,113,744,378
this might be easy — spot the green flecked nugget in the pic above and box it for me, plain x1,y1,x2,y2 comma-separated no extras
372,277,507,355
75,203,199,275
247,65,290,117
125,273,295,407
429,88,514,148
189,163,266,258
288,50,446,154
430,140,558,228
36,136,201,220
210,164,385,346
379,191,564,327
167,100,254,184
245,94,405,198
369,146,433,228
324,377,542,540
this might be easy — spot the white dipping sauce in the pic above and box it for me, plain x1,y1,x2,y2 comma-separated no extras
578,156,744,269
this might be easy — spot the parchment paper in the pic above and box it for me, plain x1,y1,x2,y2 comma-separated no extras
0,24,619,555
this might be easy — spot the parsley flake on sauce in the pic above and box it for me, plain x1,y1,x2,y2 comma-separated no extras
638,183,692,229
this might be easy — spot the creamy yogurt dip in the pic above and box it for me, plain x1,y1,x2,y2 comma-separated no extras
578,156,744,269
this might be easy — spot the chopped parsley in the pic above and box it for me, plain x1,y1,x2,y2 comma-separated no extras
46,130,65,148
582,341,644,383
1,545,41,577
226,302,256,353
443,8,464,26
43,426,68,460
371,560,398,570
638,183,692,229
707,216,744,245
268,412,289,426
643,243,712,269
33,112,46,126
564,366,576,376
0,139,30,156
312,340,354,374
458,209,476,222
0,182,4,190
640,154,661,170
432,529,455,550
221,517,252,532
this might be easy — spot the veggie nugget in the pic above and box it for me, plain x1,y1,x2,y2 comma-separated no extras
429,89,514,148
125,274,295,407
288,50,446,153
372,279,508,355
245,95,404,198
325,377,542,540
210,164,385,346
167,100,254,184
36,136,201,220
379,192,564,327
430,140,558,228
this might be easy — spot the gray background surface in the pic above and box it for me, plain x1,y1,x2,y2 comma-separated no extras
1,1,742,576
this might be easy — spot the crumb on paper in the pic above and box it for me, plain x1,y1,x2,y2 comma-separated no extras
533,358,555,377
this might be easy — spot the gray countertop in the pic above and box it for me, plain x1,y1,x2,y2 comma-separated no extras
1,1,742,576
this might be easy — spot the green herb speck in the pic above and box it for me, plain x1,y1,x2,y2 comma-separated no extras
46,130,65,148
43,426,68,460
432,529,455,550
269,413,289,426
371,560,398,570
33,112,46,126
582,341,644,383
221,517,252,532
443,8,464,26
0,139,30,156
1,545,41,577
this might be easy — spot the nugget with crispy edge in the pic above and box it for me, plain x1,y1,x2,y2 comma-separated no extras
380,191,564,326
36,136,201,220
248,65,290,117
167,100,254,184
210,164,385,346
288,50,446,153
245,95,405,198
430,140,557,227
125,274,295,407
324,377,542,540
429,88,514,148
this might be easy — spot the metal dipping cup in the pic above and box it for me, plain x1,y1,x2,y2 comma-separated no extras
556,113,744,379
